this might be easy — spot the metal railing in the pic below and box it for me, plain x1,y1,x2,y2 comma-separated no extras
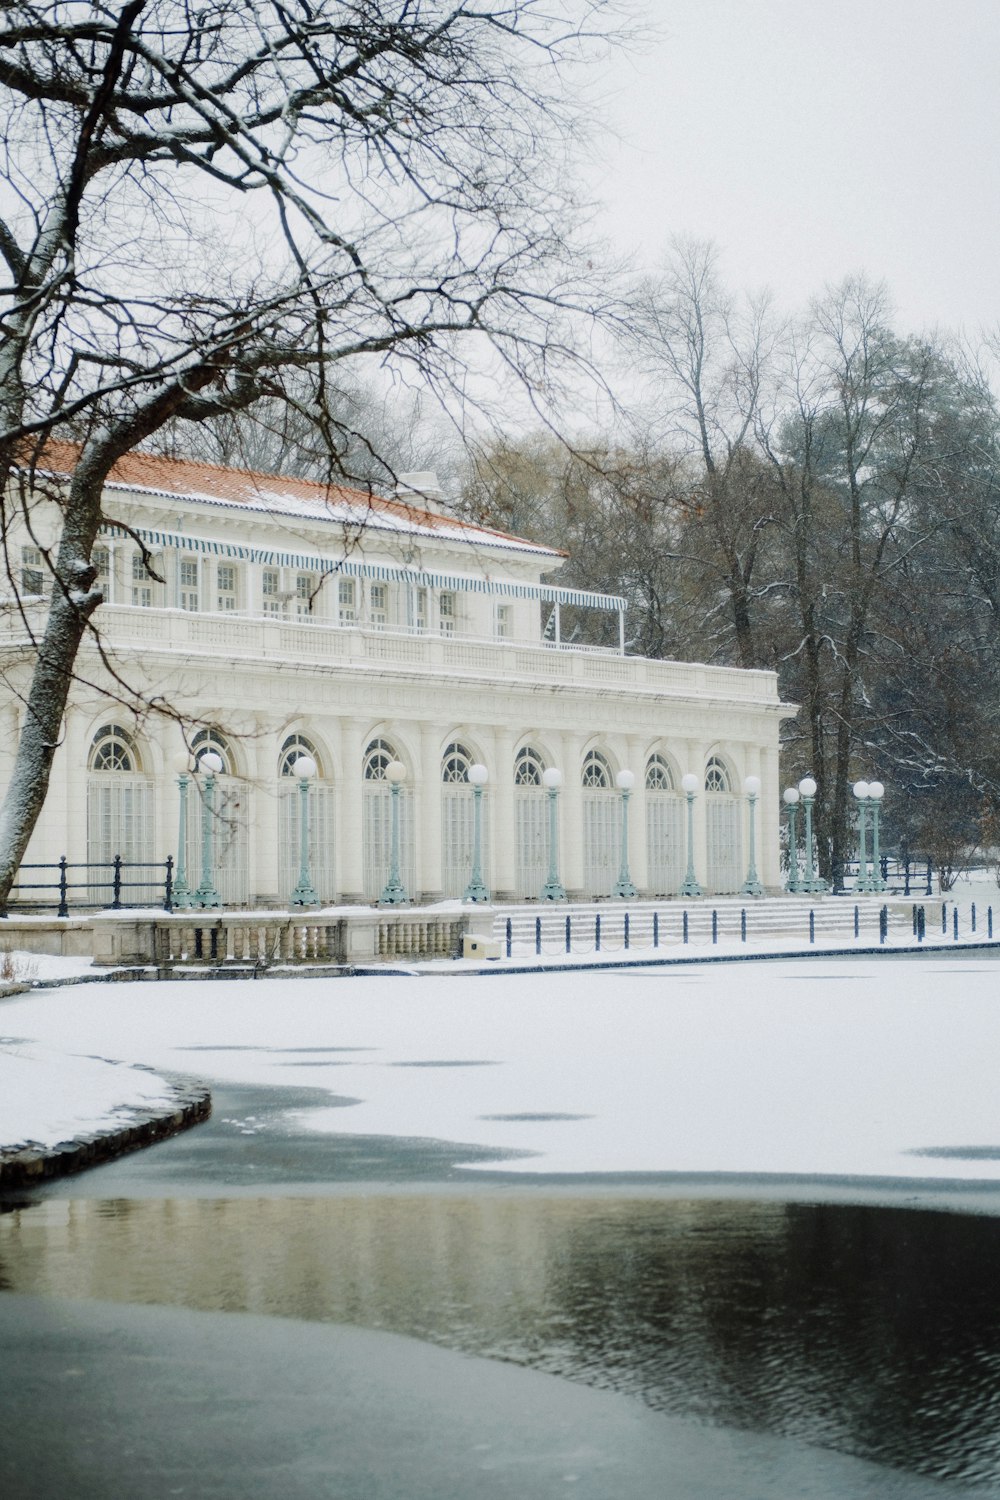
2,855,174,917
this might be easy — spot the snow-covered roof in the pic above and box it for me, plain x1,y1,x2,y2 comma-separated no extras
17,441,566,561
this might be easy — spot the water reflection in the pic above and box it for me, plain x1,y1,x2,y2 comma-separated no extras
3,1193,1000,1485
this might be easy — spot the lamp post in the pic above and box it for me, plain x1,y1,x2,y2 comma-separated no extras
289,755,320,907
853,779,873,892
193,750,223,908
379,760,409,905
171,750,194,909
798,775,828,893
463,763,490,903
783,787,800,893
741,774,764,896
679,772,703,897
869,780,886,892
613,768,638,899
540,766,566,901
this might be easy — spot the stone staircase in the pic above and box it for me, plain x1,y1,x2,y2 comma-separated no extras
490,895,930,958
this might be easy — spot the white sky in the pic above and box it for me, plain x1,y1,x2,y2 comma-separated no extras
585,0,1000,336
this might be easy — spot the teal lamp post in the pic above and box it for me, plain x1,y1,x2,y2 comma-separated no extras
171,750,194,910
613,768,638,899
379,759,409,905
798,775,828,893
853,779,874,892
194,749,223,908
869,780,887,892
741,774,764,896
783,786,800,892
289,754,320,907
463,762,490,903
679,772,703,897
540,766,566,901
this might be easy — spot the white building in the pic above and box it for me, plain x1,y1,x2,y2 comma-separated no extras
1,444,792,907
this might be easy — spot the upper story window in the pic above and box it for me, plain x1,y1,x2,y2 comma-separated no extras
495,604,511,639
92,546,110,591
338,577,356,625
369,582,388,626
415,587,427,631
179,557,199,612
261,568,281,615
216,563,239,611
705,756,731,793
21,546,44,596
514,747,544,787
131,551,157,608
295,573,315,616
438,591,456,634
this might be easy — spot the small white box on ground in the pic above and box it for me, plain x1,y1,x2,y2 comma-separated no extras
462,936,501,960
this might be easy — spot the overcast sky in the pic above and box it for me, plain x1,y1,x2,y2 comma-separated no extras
586,0,999,338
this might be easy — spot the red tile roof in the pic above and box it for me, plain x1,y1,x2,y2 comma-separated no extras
19,439,563,557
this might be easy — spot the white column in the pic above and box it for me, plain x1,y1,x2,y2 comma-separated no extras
684,739,707,893
559,732,584,899
493,727,516,901
324,718,344,899
418,722,443,903
626,734,648,894
339,720,365,902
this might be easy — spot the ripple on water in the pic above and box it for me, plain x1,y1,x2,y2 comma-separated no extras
3,1193,1000,1486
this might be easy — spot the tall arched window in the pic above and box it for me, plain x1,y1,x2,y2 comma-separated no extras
582,749,616,895
441,741,473,784
277,733,335,903
706,756,731,793
514,746,544,786
191,727,234,776
187,728,249,903
89,724,140,772
705,755,741,893
646,752,683,895
279,732,324,779
86,725,155,901
362,737,414,899
582,750,612,789
514,745,546,895
441,741,488,897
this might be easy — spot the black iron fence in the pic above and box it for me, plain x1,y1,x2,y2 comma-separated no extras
2,855,174,917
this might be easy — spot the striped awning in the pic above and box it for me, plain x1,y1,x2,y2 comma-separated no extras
99,525,627,614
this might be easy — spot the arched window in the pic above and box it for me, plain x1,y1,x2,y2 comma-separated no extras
277,733,334,902
514,746,544,786
279,733,324,778
441,741,473,784
645,753,682,895
89,724,139,772
582,750,612,789
706,756,731,793
363,737,401,781
191,727,233,776
646,754,674,791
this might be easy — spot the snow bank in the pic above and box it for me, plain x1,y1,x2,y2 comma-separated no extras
3,957,1000,1182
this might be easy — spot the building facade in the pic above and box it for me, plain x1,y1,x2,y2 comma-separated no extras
1,446,793,906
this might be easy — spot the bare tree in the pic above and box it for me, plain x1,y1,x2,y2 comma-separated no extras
0,0,624,903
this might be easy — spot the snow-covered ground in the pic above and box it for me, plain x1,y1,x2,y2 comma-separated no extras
3,954,1000,1180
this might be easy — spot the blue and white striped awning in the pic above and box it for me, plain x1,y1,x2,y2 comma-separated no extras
99,525,627,614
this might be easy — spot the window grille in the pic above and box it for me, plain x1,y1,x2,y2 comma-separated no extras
646,756,683,894
646,754,674,791
89,724,139,773
179,557,199,612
